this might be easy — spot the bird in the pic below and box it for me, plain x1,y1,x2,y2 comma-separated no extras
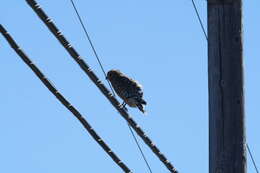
106,69,147,114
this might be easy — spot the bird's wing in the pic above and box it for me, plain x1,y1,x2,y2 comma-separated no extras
120,76,143,97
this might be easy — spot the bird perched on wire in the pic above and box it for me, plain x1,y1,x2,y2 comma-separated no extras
106,69,147,114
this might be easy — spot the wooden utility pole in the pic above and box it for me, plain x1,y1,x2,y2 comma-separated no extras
208,1,246,173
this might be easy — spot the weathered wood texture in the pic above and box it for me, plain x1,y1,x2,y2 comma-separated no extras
208,1,246,173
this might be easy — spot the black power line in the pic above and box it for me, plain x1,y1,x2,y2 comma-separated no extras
247,144,259,173
0,24,132,173
68,1,153,172
191,0,208,41
69,0,116,97
25,0,179,172
127,124,153,173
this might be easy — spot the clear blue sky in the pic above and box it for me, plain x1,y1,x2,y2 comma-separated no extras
0,0,259,173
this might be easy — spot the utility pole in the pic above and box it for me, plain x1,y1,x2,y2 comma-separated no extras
208,1,246,173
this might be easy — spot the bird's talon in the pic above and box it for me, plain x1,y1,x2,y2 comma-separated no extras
122,106,128,111
120,103,128,111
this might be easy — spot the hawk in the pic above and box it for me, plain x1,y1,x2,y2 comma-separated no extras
106,69,147,114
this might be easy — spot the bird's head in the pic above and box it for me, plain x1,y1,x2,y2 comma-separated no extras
106,69,121,81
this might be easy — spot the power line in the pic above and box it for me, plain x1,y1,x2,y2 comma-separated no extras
191,0,208,41
191,1,259,173
247,143,259,173
26,0,179,172
128,124,153,173
0,24,132,173
69,1,152,172
69,0,116,97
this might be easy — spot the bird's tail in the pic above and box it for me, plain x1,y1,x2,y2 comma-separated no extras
140,99,147,105
136,103,146,114
136,97,146,105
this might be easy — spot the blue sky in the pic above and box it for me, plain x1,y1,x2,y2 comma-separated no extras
0,0,259,173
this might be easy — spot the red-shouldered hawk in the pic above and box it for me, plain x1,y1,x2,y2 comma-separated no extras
106,69,147,114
